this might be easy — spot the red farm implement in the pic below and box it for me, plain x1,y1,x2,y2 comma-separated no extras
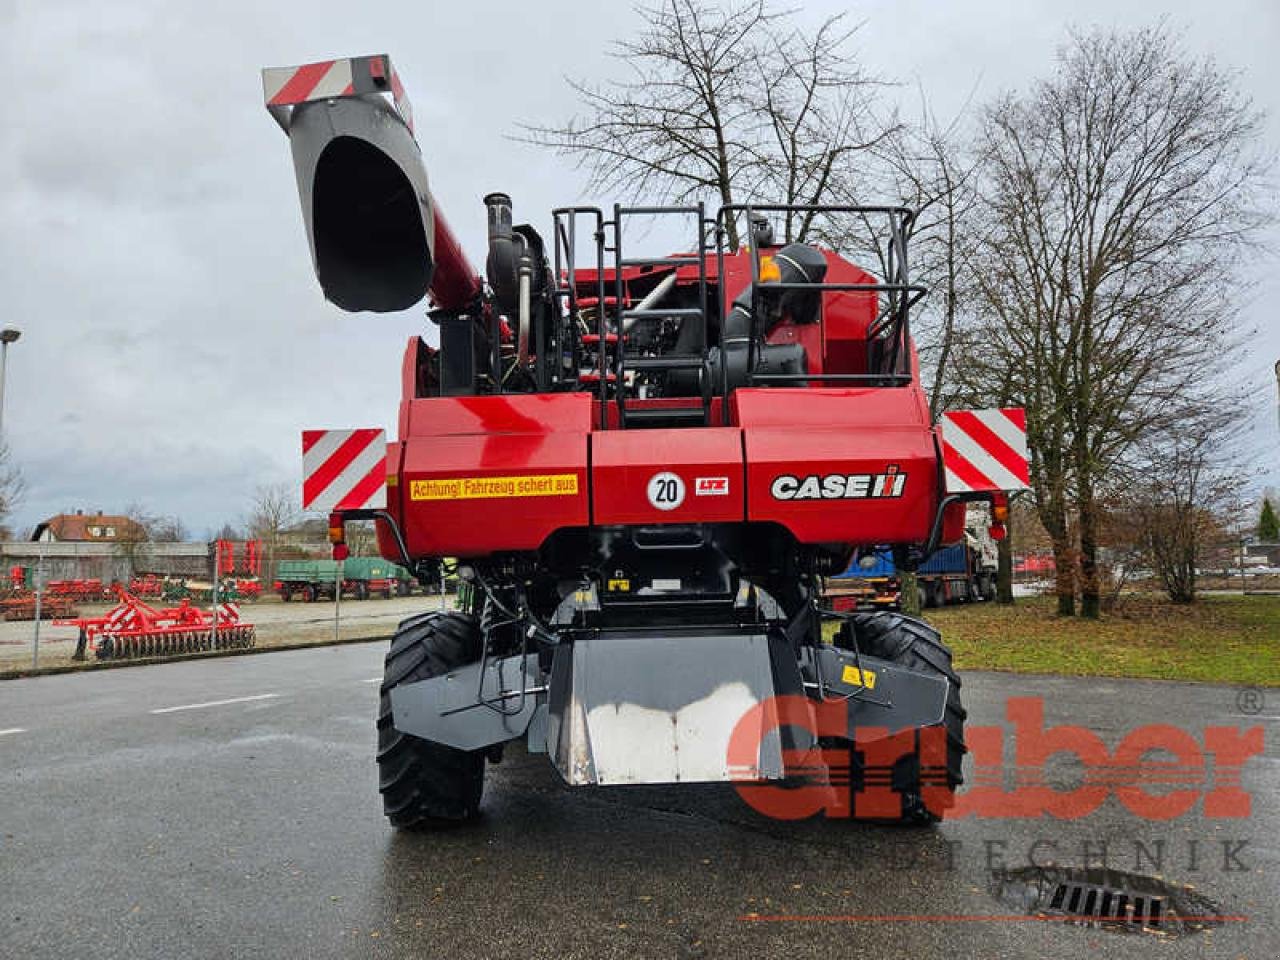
0,593,77,621
45,579,112,603
56,589,255,660
127,574,164,598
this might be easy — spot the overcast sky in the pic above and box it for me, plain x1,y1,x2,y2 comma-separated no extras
1,0,1277,537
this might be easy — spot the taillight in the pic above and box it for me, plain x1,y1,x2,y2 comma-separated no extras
991,492,1010,523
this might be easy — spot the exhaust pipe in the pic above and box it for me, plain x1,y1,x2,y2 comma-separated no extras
264,56,481,313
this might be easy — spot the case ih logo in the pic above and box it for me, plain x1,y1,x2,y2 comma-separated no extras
695,476,730,496
770,466,906,501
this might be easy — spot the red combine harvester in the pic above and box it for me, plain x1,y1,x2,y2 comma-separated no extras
55,590,254,660
263,55,1029,826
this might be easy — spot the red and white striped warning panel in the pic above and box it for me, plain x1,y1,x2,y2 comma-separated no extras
262,54,414,131
217,603,241,623
107,605,140,632
302,429,387,513
940,408,1030,493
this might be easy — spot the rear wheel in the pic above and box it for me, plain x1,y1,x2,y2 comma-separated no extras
834,612,966,824
377,612,486,826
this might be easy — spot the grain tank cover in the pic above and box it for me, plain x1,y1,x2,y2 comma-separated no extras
263,55,435,312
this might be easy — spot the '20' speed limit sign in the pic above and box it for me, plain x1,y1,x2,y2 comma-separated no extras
646,471,685,510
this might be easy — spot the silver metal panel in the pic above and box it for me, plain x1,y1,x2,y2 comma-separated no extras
548,632,786,786
282,95,435,311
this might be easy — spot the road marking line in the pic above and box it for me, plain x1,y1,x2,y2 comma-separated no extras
150,694,280,715
0,728,26,737
363,678,382,684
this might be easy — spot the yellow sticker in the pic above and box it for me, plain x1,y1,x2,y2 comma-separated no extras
410,474,579,501
607,578,631,592
840,665,877,689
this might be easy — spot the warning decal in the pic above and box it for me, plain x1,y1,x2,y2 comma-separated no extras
840,665,877,689
410,474,579,501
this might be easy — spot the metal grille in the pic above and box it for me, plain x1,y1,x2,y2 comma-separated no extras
1048,881,1164,927
990,865,1225,939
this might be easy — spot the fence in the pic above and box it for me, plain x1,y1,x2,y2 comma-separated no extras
2,541,214,583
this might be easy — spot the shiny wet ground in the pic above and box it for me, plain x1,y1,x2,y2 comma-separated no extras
1,641,1275,959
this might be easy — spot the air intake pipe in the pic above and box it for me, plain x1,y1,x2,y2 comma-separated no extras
485,193,539,364
265,57,482,313
709,243,822,391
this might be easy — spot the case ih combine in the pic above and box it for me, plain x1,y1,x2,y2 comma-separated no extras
263,55,1028,826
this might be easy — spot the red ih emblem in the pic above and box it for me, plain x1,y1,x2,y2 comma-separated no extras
695,477,730,496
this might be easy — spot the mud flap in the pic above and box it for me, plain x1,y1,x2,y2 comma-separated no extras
390,652,539,750
544,631,805,786
804,646,949,737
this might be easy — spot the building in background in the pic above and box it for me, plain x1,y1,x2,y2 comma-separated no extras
31,510,147,543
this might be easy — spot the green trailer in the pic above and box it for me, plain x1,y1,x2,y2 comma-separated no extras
275,558,413,601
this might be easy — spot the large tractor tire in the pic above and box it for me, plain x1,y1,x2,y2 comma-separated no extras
377,612,486,827
835,612,966,824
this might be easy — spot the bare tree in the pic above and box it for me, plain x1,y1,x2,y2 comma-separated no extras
346,520,378,558
212,521,243,541
960,25,1271,617
247,483,300,582
116,503,156,581
1110,411,1241,603
525,0,773,248
524,1,893,249
0,441,24,540
751,15,896,244
146,514,188,542
857,95,980,417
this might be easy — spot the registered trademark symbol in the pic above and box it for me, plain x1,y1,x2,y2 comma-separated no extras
1236,687,1264,716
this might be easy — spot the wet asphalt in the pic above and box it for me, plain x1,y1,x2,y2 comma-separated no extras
0,641,1276,959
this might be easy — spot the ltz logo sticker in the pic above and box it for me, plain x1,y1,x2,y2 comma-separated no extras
770,465,907,501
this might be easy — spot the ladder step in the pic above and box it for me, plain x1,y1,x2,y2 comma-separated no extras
618,205,702,216
621,406,708,426
620,256,701,268
627,355,705,372
622,308,705,320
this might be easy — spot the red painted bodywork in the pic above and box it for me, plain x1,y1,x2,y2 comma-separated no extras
593,427,744,525
734,388,938,545
426,201,483,312
377,246,952,560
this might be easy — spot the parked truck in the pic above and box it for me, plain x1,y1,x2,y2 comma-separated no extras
827,514,1000,611
275,557,413,601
